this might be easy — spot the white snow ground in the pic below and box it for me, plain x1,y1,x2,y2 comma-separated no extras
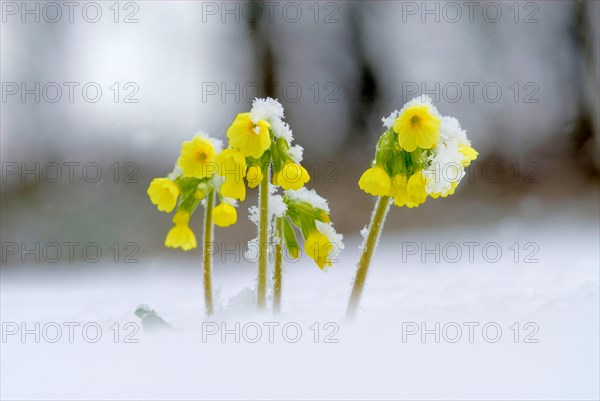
1,204,599,400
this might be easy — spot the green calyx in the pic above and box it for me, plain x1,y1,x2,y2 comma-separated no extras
374,128,432,178
172,175,214,216
270,135,291,173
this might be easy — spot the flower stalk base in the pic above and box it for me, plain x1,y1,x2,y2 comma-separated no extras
346,196,391,320
273,217,283,314
203,192,215,315
257,169,270,310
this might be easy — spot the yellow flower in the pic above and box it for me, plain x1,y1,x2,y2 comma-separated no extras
221,180,246,201
147,178,179,212
212,203,237,227
459,144,478,167
216,148,247,201
304,230,333,270
390,175,417,208
393,105,440,152
246,165,263,189
389,174,406,197
165,211,197,251
216,148,247,175
177,136,217,178
273,161,310,190
358,166,391,196
390,172,428,208
226,112,271,158
406,171,428,204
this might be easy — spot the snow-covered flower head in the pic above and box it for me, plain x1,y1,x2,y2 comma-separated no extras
225,98,341,273
222,97,308,200
280,188,343,270
245,185,342,270
359,96,478,207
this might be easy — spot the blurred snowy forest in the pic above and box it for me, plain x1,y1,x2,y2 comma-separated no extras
1,0,599,259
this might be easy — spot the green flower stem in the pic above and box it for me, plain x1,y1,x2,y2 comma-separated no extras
347,195,391,320
257,168,270,310
203,191,215,316
273,216,283,314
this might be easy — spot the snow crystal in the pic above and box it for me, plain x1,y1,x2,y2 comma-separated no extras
244,237,259,260
358,225,369,251
382,110,399,129
250,97,284,123
287,144,304,163
248,205,259,226
439,116,469,146
248,185,285,227
423,115,470,195
424,148,466,195
360,225,369,240
284,188,330,213
269,118,294,144
269,194,287,218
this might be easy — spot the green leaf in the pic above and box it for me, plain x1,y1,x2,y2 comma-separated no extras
283,218,300,259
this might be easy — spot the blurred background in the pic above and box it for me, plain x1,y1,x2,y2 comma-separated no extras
1,0,599,263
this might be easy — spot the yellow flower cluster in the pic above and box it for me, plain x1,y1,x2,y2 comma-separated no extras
149,98,342,273
219,99,311,198
147,133,239,251
359,96,478,207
